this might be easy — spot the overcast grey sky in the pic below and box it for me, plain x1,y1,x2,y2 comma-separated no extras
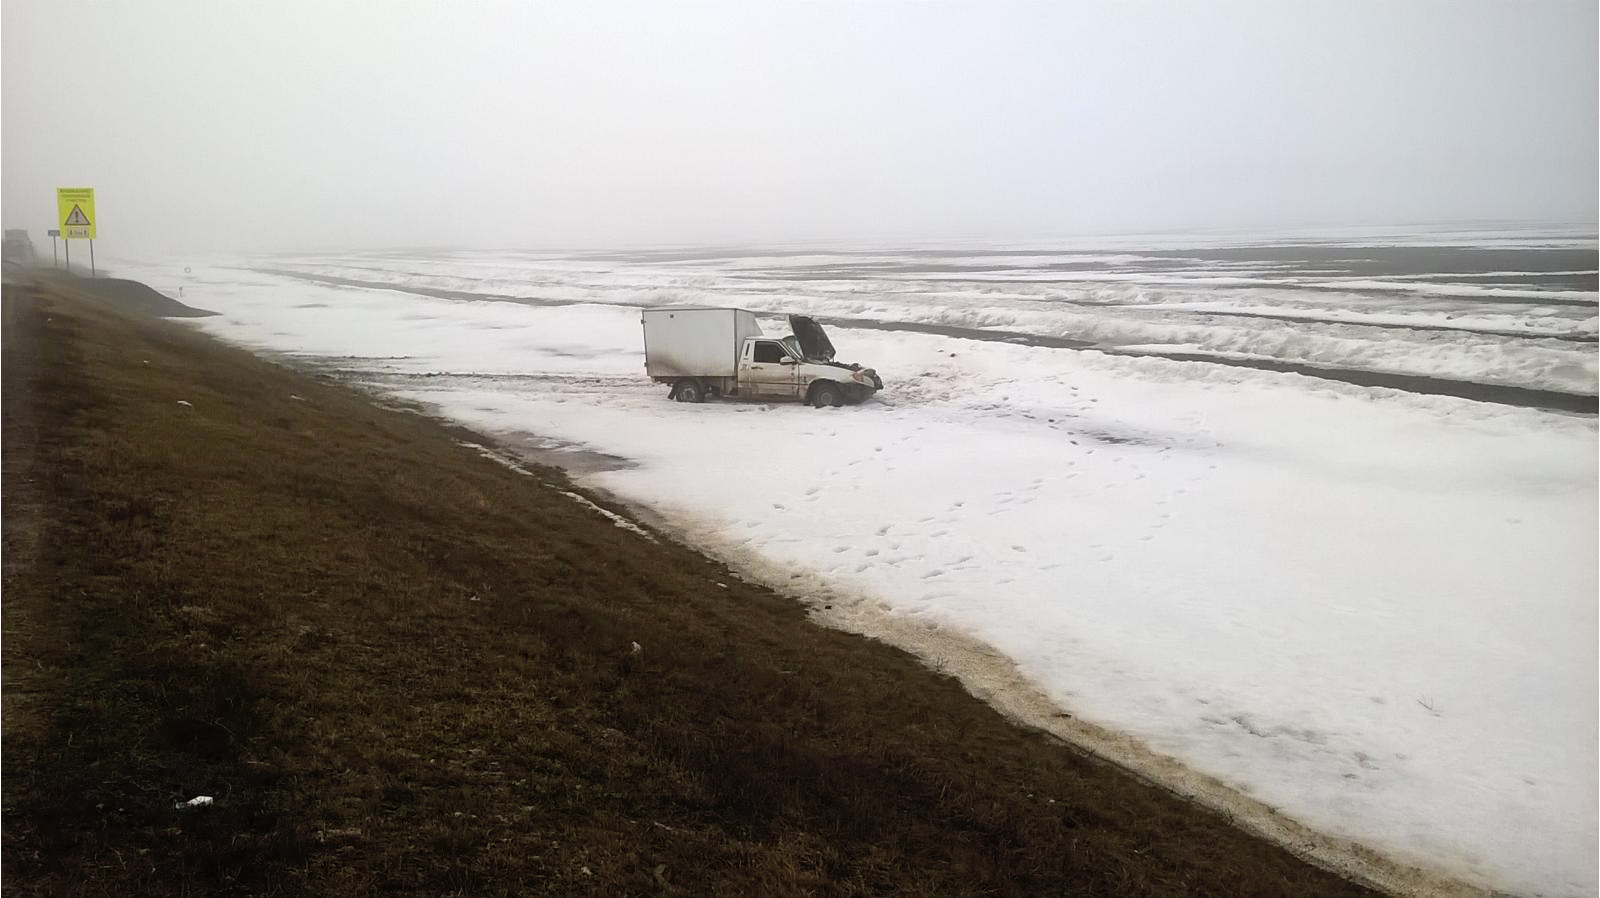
3,1,1595,254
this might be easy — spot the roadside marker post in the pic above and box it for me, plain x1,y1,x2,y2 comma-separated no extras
47,229,60,268
55,187,97,278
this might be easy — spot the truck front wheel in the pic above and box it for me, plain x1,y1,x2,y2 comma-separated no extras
674,379,704,403
811,382,843,408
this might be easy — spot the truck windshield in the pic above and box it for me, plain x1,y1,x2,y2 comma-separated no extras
780,336,809,361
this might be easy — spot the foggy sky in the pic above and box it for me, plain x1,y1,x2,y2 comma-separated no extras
3,1,1596,255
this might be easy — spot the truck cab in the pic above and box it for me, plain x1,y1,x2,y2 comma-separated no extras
734,319,880,405
739,336,803,399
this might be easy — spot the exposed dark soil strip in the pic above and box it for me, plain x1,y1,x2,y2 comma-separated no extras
832,320,1599,414
562,243,1598,280
1095,305,1596,343
1101,351,1599,414
251,267,591,308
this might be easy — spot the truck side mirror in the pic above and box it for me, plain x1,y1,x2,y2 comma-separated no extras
779,357,798,365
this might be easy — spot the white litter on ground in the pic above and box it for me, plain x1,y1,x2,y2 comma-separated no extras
557,490,656,542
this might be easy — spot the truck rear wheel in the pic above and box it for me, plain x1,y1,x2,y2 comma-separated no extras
811,382,843,408
674,379,704,403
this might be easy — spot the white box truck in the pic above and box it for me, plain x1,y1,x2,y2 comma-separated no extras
641,308,883,407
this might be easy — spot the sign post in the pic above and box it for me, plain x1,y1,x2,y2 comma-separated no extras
47,229,60,269
55,187,97,278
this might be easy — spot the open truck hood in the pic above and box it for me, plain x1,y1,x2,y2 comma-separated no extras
789,315,836,362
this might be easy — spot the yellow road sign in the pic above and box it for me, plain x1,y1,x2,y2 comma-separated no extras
56,187,96,239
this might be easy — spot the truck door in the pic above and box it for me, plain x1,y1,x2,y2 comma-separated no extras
740,340,800,399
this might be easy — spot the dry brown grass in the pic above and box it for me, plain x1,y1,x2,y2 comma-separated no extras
1,273,1380,897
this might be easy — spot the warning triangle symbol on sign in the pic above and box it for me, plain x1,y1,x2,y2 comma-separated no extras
64,205,91,226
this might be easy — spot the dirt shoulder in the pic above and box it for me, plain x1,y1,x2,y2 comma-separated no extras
1,272,1382,897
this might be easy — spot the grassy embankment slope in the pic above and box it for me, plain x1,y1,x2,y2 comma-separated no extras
1,272,1380,896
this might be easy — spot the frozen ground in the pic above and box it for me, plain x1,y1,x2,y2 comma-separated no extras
112,234,1596,897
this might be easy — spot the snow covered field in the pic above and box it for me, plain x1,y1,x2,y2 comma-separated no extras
243,224,1599,401
112,232,1597,897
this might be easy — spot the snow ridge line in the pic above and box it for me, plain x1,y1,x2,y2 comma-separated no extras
454,440,656,542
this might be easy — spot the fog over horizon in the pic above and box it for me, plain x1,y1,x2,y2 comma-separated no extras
3,1,1596,256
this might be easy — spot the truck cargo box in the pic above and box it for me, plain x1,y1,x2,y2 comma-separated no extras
641,307,763,379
